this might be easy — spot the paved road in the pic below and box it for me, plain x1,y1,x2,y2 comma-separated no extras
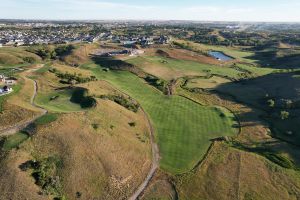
0,66,47,136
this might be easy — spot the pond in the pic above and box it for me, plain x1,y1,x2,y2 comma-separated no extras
209,51,233,61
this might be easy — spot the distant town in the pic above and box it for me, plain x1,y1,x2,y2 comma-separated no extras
0,21,170,47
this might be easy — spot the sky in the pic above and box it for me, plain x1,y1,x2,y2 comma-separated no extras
1,0,300,22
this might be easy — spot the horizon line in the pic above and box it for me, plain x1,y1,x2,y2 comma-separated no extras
1,18,300,24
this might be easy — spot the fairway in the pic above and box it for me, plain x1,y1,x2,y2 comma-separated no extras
89,64,238,174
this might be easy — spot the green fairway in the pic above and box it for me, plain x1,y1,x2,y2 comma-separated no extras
87,64,238,174
35,88,83,112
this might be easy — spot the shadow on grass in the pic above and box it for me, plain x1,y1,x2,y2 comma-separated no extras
90,55,134,71
245,49,300,69
209,71,300,168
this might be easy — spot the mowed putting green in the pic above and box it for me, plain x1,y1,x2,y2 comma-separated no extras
35,88,83,112
89,64,238,174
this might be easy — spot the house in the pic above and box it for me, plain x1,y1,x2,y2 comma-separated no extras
5,78,17,85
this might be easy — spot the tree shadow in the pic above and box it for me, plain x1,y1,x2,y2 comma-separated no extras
90,54,134,71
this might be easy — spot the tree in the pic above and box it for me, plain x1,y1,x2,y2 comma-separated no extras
267,99,275,108
280,111,290,120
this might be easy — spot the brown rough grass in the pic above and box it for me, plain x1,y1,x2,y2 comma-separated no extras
175,143,300,200
0,98,151,199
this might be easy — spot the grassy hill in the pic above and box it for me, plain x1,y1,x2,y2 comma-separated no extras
0,47,41,66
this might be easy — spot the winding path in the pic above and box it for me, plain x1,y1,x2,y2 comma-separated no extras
129,106,160,200
0,66,48,136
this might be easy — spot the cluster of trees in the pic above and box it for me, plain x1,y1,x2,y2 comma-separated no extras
49,68,97,85
99,94,140,113
27,44,75,60
19,157,65,199
144,75,168,94
267,98,292,120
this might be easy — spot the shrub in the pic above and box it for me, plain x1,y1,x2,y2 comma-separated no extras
100,95,139,113
23,57,36,64
20,156,65,199
92,124,100,130
267,99,275,108
280,111,289,120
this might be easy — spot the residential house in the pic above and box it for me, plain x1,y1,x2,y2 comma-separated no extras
5,78,17,85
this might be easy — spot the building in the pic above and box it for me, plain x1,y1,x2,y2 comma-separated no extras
4,78,17,85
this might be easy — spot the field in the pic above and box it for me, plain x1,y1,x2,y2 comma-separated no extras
83,63,239,174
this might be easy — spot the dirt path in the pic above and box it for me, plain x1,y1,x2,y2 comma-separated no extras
0,66,48,136
129,106,160,200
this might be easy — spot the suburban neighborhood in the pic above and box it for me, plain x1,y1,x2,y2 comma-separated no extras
0,21,170,47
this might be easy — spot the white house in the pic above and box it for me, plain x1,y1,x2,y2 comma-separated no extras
5,80,15,85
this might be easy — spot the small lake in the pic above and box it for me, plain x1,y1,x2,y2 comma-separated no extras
208,51,233,61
